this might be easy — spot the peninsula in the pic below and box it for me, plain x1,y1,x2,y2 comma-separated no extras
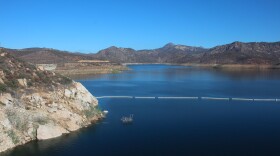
0,50,103,153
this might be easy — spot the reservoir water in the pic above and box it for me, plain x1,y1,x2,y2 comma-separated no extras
2,65,280,156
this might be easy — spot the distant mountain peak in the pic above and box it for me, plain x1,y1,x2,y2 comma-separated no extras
108,46,118,49
164,42,176,47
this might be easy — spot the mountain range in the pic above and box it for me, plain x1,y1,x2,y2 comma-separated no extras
2,41,280,65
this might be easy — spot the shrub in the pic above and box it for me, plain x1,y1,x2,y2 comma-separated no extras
5,108,29,131
32,115,49,125
0,83,6,92
3,69,11,76
84,105,102,119
42,76,51,83
7,130,20,144
35,71,44,79
27,81,33,87
112,69,120,74
18,72,31,79
0,57,5,64
60,77,72,85
5,79,18,89
18,73,26,79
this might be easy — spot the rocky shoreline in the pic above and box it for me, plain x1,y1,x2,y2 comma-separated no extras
0,51,107,154
0,81,104,153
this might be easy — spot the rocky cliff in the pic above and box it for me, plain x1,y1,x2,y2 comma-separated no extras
0,49,103,153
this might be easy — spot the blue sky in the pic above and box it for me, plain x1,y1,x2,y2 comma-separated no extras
0,0,280,53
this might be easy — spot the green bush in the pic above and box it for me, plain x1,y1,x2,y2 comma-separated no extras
6,109,29,131
32,116,49,125
42,76,51,83
36,71,44,79
7,130,20,144
5,79,18,89
0,84,6,92
84,105,102,119
112,69,120,74
60,77,72,85
27,81,33,87
18,72,31,79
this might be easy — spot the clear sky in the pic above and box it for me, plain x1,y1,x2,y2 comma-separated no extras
0,0,280,53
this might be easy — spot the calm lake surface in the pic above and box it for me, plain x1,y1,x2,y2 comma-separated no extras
3,65,280,156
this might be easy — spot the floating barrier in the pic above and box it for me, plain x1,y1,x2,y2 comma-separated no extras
231,98,254,101
96,96,280,102
96,96,133,99
201,97,229,101
158,97,198,99
134,97,155,99
254,99,276,102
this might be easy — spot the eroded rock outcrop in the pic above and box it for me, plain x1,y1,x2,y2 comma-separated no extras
0,82,103,153
0,51,103,153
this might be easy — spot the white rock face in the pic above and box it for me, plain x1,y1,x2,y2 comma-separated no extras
0,81,102,153
0,78,4,84
37,123,68,140
74,82,98,106
64,89,72,98
17,79,27,87
0,93,14,106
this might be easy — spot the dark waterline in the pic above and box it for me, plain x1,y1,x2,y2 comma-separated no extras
2,65,280,156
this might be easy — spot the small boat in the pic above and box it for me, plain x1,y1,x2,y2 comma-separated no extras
121,114,134,124
103,110,109,114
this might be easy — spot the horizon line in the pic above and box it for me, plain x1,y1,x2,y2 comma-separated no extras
1,40,280,54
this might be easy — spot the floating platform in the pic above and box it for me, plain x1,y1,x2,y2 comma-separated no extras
121,114,134,124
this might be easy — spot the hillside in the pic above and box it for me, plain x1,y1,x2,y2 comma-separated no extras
0,49,103,153
200,42,280,64
92,41,280,65
91,43,206,63
5,48,94,64
3,41,280,66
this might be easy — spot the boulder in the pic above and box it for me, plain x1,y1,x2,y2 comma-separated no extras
0,93,14,106
64,89,72,98
37,65,44,71
36,123,68,140
17,79,27,87
0,53,7,57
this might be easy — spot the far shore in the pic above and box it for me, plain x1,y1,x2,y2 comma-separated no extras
123,63,280,70
54,65,130,77
55,63,280,78
182,63,280,70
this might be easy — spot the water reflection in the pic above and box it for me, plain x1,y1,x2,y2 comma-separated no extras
72,65,280,81
1,125,99,156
